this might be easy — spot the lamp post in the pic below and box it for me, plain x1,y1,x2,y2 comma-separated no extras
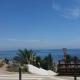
19,65,22,80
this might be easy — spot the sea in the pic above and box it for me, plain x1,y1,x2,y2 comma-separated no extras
0,49,80,62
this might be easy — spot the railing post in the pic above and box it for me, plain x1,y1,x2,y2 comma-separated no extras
74,76,77,80
19,67,22,80
74,57,77,80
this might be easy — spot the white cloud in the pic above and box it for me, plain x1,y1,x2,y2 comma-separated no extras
52,0,80,19
62,7,80,19
0,38,41,43
0,38,65,49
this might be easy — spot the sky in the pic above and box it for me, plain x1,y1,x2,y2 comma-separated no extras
0,0,80,50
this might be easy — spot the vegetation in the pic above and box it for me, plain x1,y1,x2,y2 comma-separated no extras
0,60,4,67
41,54,53,70
13,49,36,65
7,63,28,72
66,54,73,63
7,63,19,72
65,54,79,63
35,56,42,67
13,49,54,71
3,48,80,73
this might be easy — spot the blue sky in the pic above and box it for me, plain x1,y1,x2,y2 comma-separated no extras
0,0,80,50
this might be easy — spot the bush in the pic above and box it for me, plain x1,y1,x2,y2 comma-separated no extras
7,63,19,72
7,63,28,72
0,60,4,67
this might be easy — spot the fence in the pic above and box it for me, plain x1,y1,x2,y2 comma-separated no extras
57,60,80,76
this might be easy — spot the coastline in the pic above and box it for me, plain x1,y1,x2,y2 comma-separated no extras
0,49,80,62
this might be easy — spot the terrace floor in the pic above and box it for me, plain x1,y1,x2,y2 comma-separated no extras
0,74,80,80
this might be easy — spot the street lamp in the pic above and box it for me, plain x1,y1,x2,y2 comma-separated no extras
19,66,22,80
18,64,22,80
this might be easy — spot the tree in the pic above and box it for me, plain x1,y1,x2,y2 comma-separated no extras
36,56,42,67
13,49,36,65
47,53,53,70
66,54,72,63
41,53,53,70
72,56,79,63
41,56,49,70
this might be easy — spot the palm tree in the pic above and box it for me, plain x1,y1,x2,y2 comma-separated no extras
13,49,36,65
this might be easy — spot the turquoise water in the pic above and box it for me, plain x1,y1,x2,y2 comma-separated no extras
0,49,80,61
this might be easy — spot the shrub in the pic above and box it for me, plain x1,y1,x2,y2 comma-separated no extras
0,60,4,67
7,63,19,72
7,63,28,72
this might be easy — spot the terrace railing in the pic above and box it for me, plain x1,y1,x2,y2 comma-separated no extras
57,59,80,76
